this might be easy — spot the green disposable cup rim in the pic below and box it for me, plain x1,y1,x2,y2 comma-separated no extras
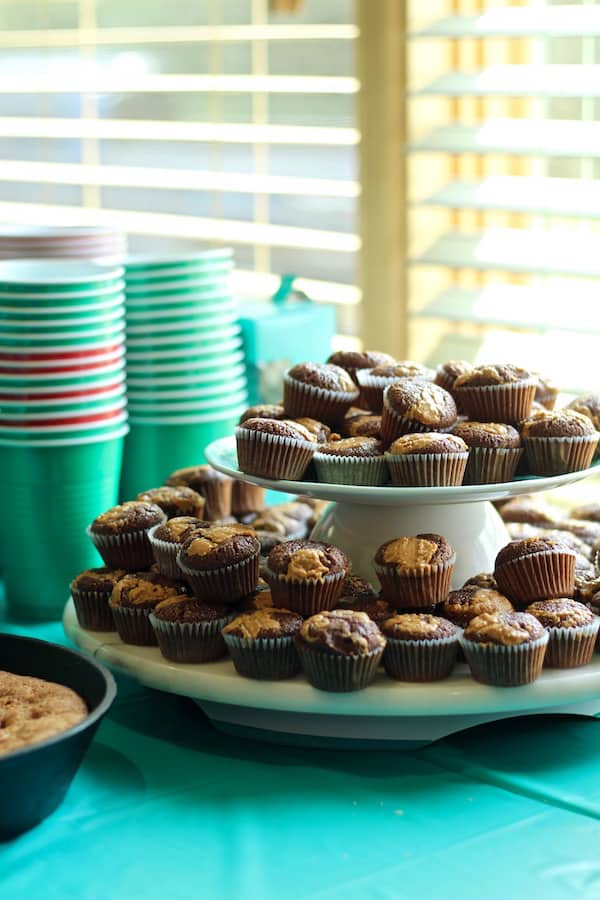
125,363,246,388
0,295,124,316
125,324,240,347
0,423,129,448
125,300,235,321
125,350,245,373
0,308,124,329
125,339,242,361
0,396,127,419
128,407,244,426
127,376,247,402
0,282,125,301
125,280,232,298
0,348,125,369
0,329,125,347
0,373,126,393
128,391,247,413
125,267,231,287
0,386,126,408
125,313,237,336
0,260,124,291
125,249,233,271
0,410,128,436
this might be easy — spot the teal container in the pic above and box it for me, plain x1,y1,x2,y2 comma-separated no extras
0,433,125,619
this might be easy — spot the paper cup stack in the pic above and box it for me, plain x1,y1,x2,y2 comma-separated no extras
0,259,128,620
0,225,126,260
120,250,248,498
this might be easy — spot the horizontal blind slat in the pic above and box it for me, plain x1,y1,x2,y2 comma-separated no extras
411,8,600,38
415,66,600,98
408,120,600,157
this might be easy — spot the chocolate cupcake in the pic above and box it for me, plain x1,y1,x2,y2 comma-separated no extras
381,381,457,445
313,436,387,486
566,394,600,436
442,585,514,628
222,608,303,679
337,573,377,604
239,404,286,424
166,465,233,520
264,539,349,616
384,432,468,486
357,361,435,414
374,533,455,609
109,571,187,645
571,502,600,524
136,485,206,520
460,611,548,686
292,417,332,443
381,613,459,681
283,362,359,424
88,501,166,571
231,479,266,518
70,566,125,631
148,516,208,578
236,417,317,481
177,524,260,604
434,360,473,399
525,598,599,668
295,609,386,692
343,413,382,439
236,587,276,612
452,421,522,484
327,350,396,387
521,409,599,475
336,595,395,627
453,364,536,424
463,572,498,590
497,495,559,528
150,596,231,663
494,537,576,605
532,372,559,411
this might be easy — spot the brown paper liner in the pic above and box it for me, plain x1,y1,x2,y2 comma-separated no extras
383,634,459,681
355,371,396,414
149,614,230,663
202,477,233,520
148,529,182,578
263,567,346,616
177,549,260,604
462,446,523,485
313,452,387,486
110,605,158,646
235,426,316,481
296,643,384,692
375,555,455,609
453,379,536,425
71,588,116,632
231,481,266,517
87,519,165,572
380,399,433,446
385,451,468,486
460,633,548,686
523,435,598,476
283,372,359,424
222,633,300,679
543,620,599,668
495,550,576,606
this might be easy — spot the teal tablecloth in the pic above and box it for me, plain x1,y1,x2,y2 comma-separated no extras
2,617,600,899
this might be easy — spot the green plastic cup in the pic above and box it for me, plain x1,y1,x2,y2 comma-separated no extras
125,363,246,390
125,312,237,337
125,349,245,375
0,295,124,320
127,377,247,404
125,323,239,348
0,368,125,392
125,340,243,364
125,299,236,321
125,268,231,288
0,260,124,294
125,249,232,273
0,390,126,417
0,283,125,304
127,389,247,415
0,308,124,331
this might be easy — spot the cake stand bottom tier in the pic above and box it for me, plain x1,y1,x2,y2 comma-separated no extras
310,499,509,588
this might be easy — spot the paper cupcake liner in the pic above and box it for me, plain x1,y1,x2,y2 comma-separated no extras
543,619,600,668
454,379,536,425
263,567,346,616
149,613,230,663
460,632,548,686
222,633,300,679
282,371,359,424
202,477,232,520
148,528,183,578
383,633,460,682
295,643,384,692
70,588,116,631
87,520,165,571
110,605,158,646
177,549,260,604
235,426,315,481
381,394,435,445
231,481,265,517
375,555,456,610
462,446,523,485
495,550,576,606
523,435,598,476
313,452,387,486
385,452,468,487
356,371,396,414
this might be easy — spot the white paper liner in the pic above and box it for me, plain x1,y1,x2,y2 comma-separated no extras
523,434,599,476
495,550,576,606
383,632,460,681
149,613,230,663
235,426,316,481
177,548,260,604
263,566,346,616
295,643,384,692
148,527,184,578
543,618,600,668
313,452,387,486
460,632,548,686
384,451,468,487
222,633,300,679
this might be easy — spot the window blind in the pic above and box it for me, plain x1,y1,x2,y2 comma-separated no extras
407,0,600,395
0,0,360,339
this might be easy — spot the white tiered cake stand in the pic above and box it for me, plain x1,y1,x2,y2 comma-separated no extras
63,439,600,749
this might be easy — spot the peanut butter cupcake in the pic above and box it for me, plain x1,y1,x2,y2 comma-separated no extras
434,359,473,399
532,372,559,411
453,364,536,424
150,595,231,663
494,536,576,606
166,465,233,520
283,362,359,423
264,539,349,616
442,585,514,628
313,436,387,486
222,608,303,679
177,524,260,604
566,394,600,434
109,571,188,645
460,611,548,686
136,485,205,519
452,421,522,484
343,413,382,439
148,516,209,578
70,566,125,631
521,409,599,475
336,595,396,627
374,533,455,609
88,501,166,571
381,381,457,445
525,598,599,668
236,417,317,481
384,432,468,486
239,404,286,424
327,350,395,386
381,613,459,681
357,361,435,413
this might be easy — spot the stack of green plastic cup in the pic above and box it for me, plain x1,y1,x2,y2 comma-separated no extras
0,259,128,620
120,250,248,498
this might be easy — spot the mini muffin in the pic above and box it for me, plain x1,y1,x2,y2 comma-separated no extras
239,404,286,424
453,364,536,424
343,414,382,439
313,436,387,486
434,360,473,398
532,372,559,411
497,495,559,528
236,417,317,481
283,362,360,423
452,421,522,484
295,609,386,692
337,573,377,604
381,381,457,445
566,394,600,434
494,537,576,605
336,595,396,627
264,539,349,616
70,566,125,631
463,572,498,590
571,502,600,524
374,533,455,609
326,350,395,386
231,479,266,518
177,524,260,604
166,465,233,520
384,432,468,486
88,501,166,571
236,587,276,612
357,361,435,413
150,595,231,663
222,608,303,679
136,485,205,519
521,409,599,475
460,611,548,686
251,501,312,538
381,613,459,681
555,519,600,548
292,417,332,443
148,516,209,578
525,598,599,668
442,585,513,628
109,571,188,645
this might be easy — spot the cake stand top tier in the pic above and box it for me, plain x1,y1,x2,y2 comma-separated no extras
205,436,600,508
